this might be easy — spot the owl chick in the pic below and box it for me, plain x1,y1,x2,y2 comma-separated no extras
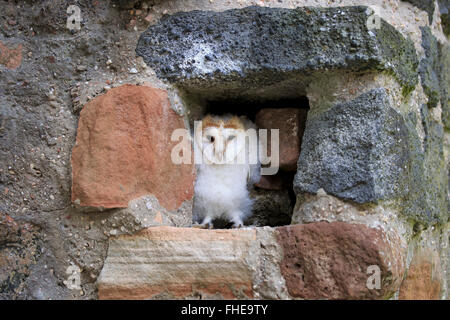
192,114,261,229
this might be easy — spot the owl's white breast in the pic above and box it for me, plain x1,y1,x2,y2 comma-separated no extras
194,163,249,207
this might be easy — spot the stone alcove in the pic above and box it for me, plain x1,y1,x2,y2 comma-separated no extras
69,6,447,300
187,96,310,227
132,5,419,225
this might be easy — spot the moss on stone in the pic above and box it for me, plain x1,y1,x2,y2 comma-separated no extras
439,0,450,37
438,42,450,130
419,27,441,109
400,105,447,226
373,20,419,96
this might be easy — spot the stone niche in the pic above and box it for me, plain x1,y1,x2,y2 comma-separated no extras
133,5,420,225
71,6,447,299
189,97,309,228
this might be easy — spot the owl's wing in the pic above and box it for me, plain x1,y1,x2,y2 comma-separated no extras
248,162,261,185
247,139,261,185
240,116,261,186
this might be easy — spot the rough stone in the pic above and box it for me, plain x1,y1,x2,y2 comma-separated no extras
294,88,410,204
98,222,405,300
0,212,41,299
113,0,140,9
276,222,405,299
399,249,442,299
71,84,195,211
404,105,447,226
136,6,418,100
0,0,447,301
0,40,22,69
291,192,361,225
439,0,450,36
402,0,435,24
253,227,290,299
438,42,450,130
255,108,307,171
97,226,258,299
247,188,294,227
419,26,441,109
254,171,294,191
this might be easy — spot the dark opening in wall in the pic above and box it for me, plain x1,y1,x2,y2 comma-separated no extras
186,95,309,228
203,97,310,121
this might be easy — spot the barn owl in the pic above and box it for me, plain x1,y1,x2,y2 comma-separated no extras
192,114,261,228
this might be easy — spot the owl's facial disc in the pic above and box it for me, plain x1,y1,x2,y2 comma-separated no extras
201,127,245,164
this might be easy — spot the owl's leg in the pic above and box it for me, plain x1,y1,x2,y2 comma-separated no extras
230,214,244,229
192,216,213,229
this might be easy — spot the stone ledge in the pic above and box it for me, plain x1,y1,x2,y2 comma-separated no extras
136,6,418,100
97,222,405,300
97,226,258,299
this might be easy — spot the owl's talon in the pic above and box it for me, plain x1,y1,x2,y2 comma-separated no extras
192,222,213,229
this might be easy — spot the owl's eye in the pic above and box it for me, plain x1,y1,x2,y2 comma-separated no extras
206,135,215,142
228,135,236,141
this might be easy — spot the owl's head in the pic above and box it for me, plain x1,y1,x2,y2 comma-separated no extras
195,115,246,165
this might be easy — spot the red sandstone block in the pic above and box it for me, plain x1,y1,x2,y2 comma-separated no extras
399,249,442,300
255,108,307,171
276,222,405,299
71,84,195,211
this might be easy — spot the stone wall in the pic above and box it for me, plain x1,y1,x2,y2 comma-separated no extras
0,0,448,300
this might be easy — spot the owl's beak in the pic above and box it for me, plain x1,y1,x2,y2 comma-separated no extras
214,135,225,162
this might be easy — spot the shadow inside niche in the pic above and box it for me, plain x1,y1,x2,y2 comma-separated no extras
203,97,309,121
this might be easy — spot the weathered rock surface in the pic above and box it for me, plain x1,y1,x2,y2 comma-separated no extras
402,0,435,24
419,26,441,109
255,108,307,171
277,222,405,299
291,191,361,225
136,6,418,100
98,223,405,300
0,0,447,301
0,212,41,299
294,88,409,204
0,40,22,69
439,0,450,36
295,88,447,226
71,84,195,211
399,249,442,300
404,105,447,226
247,188,293,227
439,42,450,130
97,226,258,299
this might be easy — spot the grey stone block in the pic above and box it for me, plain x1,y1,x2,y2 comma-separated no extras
294,88,409,204
419,26,441,109
438,42,450,129
294,89,447,225
136,6,418,99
